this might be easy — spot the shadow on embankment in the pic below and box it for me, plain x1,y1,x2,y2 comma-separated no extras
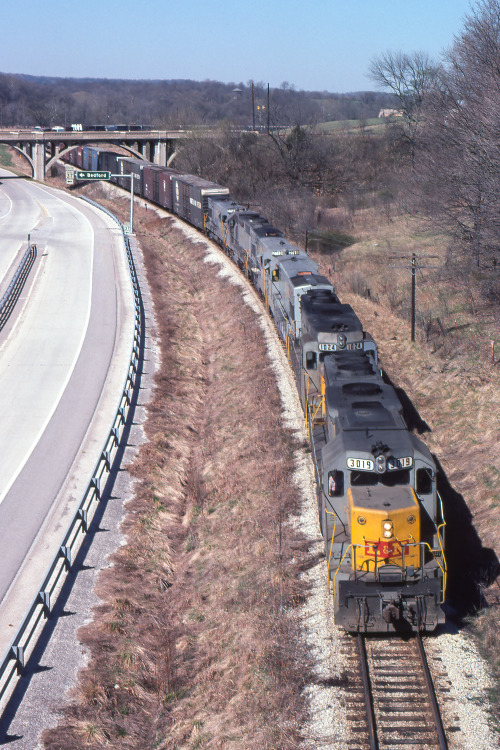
384,372,500,624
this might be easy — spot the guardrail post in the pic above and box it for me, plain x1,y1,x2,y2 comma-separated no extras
38,591,51,618
10,646,24,675
77,508,88,533
91,476,101,500
60,546,71,571
104,450,113,471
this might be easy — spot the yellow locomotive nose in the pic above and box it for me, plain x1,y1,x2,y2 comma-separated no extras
348,486,421,571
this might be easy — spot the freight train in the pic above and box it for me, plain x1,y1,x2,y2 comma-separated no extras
62,145,447,633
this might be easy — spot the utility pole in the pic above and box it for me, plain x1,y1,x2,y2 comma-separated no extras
251,82,255,131
389,252,440,342
267,83,270,134
411,252,416,342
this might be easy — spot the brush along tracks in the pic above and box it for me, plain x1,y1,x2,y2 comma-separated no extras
340,632,452,750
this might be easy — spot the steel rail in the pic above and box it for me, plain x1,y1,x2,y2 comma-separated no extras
357,634,378,750
351,633,449,750
416,633,449,750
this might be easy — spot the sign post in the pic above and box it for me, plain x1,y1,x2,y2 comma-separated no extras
111,169,135,234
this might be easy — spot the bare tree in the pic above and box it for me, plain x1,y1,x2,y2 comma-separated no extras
416,0,500,270
369,50,439,165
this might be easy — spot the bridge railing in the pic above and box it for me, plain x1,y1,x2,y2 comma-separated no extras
0,200,143,711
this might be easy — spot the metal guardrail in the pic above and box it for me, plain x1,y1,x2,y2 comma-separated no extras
0,244,37,332
0,201,143,709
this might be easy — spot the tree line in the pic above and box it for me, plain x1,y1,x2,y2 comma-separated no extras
0,74,393,130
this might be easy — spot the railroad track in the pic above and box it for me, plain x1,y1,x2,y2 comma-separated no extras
341,633,451,750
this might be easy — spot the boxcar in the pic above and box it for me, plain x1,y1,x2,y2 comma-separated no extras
171,174,229,230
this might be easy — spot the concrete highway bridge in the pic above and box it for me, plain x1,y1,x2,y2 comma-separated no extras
0,128,188,181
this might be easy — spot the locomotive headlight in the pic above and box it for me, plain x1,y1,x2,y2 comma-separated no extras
382,520,393,538
376,455,386,473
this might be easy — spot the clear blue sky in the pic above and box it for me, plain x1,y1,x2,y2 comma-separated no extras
1,0,474,92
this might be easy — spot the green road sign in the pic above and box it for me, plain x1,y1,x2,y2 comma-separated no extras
75,171,111,180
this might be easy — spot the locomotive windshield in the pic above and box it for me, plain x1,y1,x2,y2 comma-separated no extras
350,469,410,487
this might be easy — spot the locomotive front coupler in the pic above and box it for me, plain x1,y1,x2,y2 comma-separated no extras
380,593,403,623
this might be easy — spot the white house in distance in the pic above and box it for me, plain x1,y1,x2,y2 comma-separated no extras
378,108,404,118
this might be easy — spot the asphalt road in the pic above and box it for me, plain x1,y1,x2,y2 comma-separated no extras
0,171,135,650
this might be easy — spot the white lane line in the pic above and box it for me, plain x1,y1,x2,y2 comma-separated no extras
0,184,13,220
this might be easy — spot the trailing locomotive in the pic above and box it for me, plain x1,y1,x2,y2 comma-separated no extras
62,147,447,632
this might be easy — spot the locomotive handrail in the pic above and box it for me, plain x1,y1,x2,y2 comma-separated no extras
0,200,143,710
326,512,338,590
420,541,447,598
346,538,446,591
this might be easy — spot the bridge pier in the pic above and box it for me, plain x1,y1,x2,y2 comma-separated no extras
33,143,46,182
153,140,167,166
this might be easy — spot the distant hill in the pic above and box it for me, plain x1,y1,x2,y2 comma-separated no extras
0,72,395,129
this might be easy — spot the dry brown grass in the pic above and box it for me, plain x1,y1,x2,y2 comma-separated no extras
42,197,312,749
